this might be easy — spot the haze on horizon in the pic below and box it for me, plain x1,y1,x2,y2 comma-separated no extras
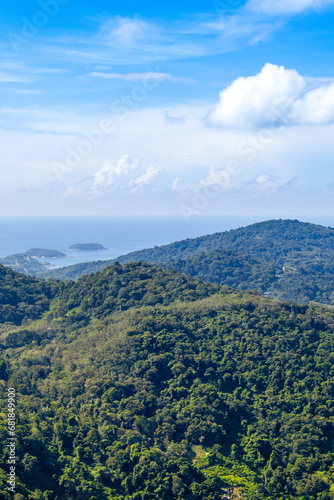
1,0,334,217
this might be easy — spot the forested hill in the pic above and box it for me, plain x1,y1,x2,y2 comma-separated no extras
0,264,58,325
2,262,334,498
41,219,334,306
116,218,334,265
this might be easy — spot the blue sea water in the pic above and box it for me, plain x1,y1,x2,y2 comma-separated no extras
0,215,333,269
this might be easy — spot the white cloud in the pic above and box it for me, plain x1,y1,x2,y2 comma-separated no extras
101,17,150,47
130,164,162,192
2,14,285,72
2,97,334,215
88,72,191,83
92,156,162,194
254,174,287,192
209,63,334,129
289,84,334,124
172,178,187,192
69,14,277,66
93,155,138,188
246,0,334,15
172,167,233,194
0,73,36,83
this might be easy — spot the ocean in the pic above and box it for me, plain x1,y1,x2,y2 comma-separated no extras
0,215,333,269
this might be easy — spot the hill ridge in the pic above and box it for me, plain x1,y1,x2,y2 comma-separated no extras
39,219,334,306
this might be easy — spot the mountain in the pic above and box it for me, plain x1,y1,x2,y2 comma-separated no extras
1,262,334,498
41,219,334,306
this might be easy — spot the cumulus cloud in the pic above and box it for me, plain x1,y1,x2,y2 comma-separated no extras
289,84,334,124
130,164,162,192
93,154,138,188
246,0,334,15
209,63,334,129
91,156,162,194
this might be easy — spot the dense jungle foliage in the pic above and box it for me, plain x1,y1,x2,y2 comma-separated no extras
1,262,334,498
0,265,57,325
40,219,334,306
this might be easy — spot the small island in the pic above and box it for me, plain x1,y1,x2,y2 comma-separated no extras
68,243,106,252
24,248,67,258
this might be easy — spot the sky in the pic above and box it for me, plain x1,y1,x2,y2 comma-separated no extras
1,0,334,216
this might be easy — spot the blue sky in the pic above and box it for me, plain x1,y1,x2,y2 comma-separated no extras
1,0,334,216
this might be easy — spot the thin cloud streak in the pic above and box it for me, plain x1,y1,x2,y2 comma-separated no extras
88,71,194,83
